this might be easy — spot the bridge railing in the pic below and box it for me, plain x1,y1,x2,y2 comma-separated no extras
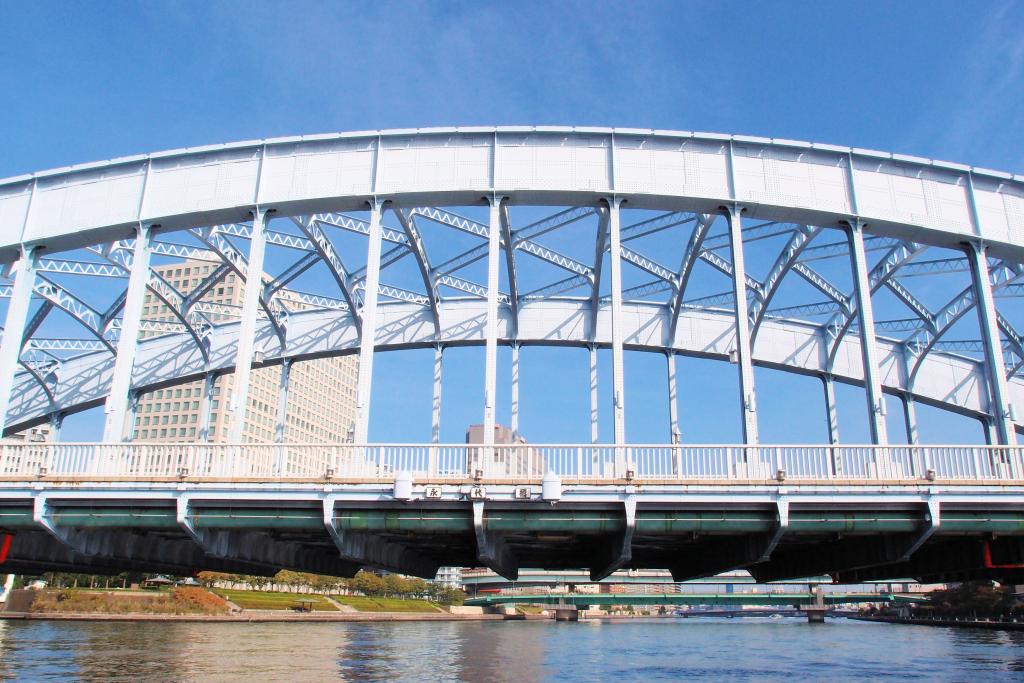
0,442,1021,483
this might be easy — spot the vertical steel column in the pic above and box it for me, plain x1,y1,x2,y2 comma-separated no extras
589,345,599,444
432,344,443,444
197,372,216,442
124,391,140,442
228,208,269,442
510,343,520,435
608,198,626,446
846,220,888,445
822,375,840,445
0,245,38,433
49,411,64,442
666,351,680,443
103,225,152,442
726,206,759,445
981,417,997,446
274,358,292,444
482,196,503,446
354,200,385,445
901,393,918,445
824,374,843,478
967,242,1017,446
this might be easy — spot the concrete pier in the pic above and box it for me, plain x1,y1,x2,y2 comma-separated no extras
554,606,579,622
801,586,827,623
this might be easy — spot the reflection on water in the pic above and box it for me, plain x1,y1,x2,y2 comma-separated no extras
0,618,1023,682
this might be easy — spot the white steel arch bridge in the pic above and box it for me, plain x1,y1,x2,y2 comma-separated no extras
1,127,1023,584
0,126,1022,447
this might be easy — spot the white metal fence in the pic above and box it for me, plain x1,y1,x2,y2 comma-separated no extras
0,442,1021,483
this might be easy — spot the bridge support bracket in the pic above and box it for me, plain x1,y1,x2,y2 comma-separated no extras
757,498,789,562
323,497,435,578
899,498,941,562
590,495,636,581
33,495,81,553
473,500,519,580
175,495,205,548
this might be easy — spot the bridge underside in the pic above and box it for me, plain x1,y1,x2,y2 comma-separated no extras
3,486,1023,585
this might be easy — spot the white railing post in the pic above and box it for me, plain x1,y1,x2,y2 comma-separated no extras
428,445,438,478
971,447,982,479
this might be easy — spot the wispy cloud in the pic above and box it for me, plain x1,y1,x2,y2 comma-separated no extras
901,1,1024,172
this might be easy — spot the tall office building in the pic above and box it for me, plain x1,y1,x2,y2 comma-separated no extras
131,257,358,443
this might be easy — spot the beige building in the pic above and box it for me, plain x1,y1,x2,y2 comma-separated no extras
465,423,525,445
465,423,542,476
131,257,358,443
6,423,53,443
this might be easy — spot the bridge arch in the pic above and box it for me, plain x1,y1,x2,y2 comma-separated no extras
0,127,1021,444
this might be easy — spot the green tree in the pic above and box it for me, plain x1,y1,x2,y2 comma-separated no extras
274,570,304,593
246,575,270,591
924,581,1020,617
352,571,386,596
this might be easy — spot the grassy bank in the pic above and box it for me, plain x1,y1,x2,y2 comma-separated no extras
330,596,442,612
212,588,444,612
212,589,338,611
30,588,229,615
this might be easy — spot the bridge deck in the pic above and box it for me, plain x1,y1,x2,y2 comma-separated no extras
1,445,1022,586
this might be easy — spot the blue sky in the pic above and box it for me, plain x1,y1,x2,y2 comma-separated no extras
3,1,1023,444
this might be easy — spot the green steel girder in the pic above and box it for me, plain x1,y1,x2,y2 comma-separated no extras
3,501,1024,578
3,507,1024,535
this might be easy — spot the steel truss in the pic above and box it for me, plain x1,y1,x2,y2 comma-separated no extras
0,129,1022,449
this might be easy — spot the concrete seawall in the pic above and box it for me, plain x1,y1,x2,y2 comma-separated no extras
0,611,510,623
851,615,1024,631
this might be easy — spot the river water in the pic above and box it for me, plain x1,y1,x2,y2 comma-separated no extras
0,617,1022,682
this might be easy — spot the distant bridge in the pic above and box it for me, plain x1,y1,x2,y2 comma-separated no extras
464,592,913,608
459,568,917,591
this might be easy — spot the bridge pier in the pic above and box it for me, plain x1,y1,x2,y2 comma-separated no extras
801,586,827,624
803,606,827,623
554,605,579,622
